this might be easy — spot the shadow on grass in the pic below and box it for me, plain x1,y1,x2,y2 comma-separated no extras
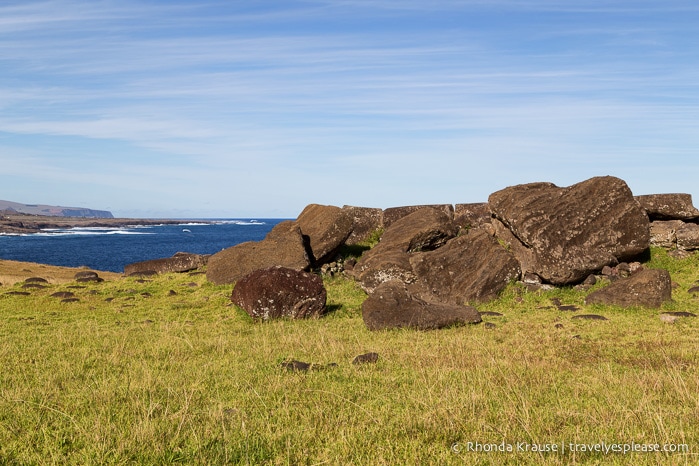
337,244,372,260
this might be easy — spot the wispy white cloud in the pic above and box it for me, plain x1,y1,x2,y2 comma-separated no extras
0,0,697,216
308,0,699,13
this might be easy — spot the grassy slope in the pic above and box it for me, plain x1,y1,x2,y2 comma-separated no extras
0,248,697,465
0,260,122,286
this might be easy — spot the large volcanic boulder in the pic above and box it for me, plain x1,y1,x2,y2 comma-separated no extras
635,194,699,221
206,221,310,285
585,268,672,309
296,204,353,265
231,266,327,320
342,205,383,245
382,204,454,229
677,223,699,250
649,220,685,248
371,207,457,254
352,208,457,292
454,203,492,231
489,176,650,285
124,252,209,275
408,229,521,304
352,249,415,293
362,280,481,331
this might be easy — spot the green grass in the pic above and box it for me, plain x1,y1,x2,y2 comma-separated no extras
1,248,698,464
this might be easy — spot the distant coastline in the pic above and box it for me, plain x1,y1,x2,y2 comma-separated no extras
0,212,211,235
0,199,114,219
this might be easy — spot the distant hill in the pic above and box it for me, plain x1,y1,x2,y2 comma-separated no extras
0,200,114,218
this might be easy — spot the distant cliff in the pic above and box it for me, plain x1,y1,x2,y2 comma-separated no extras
0,200,114,218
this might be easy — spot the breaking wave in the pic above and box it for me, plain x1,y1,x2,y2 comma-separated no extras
215,220,266,225
28,227,154,237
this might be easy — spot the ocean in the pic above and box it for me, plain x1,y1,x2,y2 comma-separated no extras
0,219,286,272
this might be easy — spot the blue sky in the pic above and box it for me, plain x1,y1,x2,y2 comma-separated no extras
1,1,697,218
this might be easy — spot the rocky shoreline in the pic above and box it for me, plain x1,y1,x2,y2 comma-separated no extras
0,212,208,235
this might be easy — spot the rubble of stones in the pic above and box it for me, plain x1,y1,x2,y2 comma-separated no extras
124,176,699,330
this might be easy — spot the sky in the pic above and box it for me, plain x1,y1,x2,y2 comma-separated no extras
1,1,697,218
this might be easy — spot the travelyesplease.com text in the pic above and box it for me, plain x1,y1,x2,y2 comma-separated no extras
452,441,690,455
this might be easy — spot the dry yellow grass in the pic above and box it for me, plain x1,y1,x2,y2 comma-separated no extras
0,259,122,286
0,248,697,464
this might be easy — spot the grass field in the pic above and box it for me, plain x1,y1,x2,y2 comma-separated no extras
0,247,697,465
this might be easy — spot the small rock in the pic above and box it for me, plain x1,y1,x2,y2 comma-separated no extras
480,311,504,317
352,352,379,365
629,262,643,273
61,298,80,303
75,271,100,280
484,322,497,329
554,323,564,329
583,274,597,286
557,304,580,312
659,314,679,324
572,314,609,321
281,360,311,372
522,273,542,285
77,276,104,283
616,262,631,277
280,360,337,371
50,292,75,299
25,277,48,284
523,283,540,292
22,283,46,289
75,271,103,283
662,311,696,318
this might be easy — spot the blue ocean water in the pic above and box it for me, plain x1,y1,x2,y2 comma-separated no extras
0,219,286,273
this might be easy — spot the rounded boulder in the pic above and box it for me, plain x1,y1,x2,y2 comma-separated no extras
231,266,327,320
